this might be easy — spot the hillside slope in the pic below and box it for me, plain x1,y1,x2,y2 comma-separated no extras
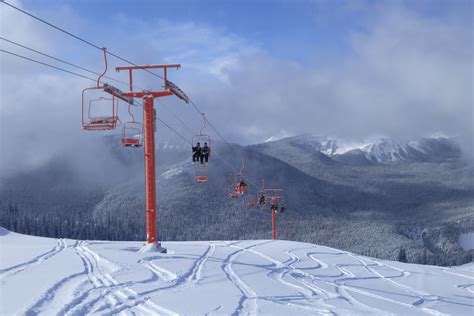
1,229,473,315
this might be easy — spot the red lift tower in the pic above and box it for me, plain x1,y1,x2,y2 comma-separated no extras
115,64,185,252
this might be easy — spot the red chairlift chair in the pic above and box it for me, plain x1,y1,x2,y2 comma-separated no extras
121,103,143,147
193,113,211,182
228,159,248,198
81,47,133,131
82,95,119,131
228,173,241,198
121,121,143,147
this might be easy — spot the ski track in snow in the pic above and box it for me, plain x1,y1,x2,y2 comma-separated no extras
2,237,472,315
102,242,217,315
222,242,259,316
139,258,178,282
233,243,456,315
346,254,447,315
0,238,67,280
30,240,177,316
72,241,176,316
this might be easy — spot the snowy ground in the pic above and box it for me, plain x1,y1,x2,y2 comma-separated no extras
1,229,473,315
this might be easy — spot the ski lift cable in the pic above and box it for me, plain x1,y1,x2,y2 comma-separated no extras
186,98,234,152
155,105,257,186
1,49,99,82
140,104,247,179
0,37,140,91
1,49,140,101
155,99,194,134
188,99,259,188
2,1,166,81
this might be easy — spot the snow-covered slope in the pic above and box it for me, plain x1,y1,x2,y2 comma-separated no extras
1,229,473,315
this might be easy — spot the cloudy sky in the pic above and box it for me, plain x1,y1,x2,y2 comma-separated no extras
0,0,473,173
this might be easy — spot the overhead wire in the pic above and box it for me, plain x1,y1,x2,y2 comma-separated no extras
156,99,194,134
1,0,166,81
1,49,98,82
0,37,136,90
186,98,235,152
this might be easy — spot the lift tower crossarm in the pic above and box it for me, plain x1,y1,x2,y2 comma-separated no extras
115,63,182,252
121,91,173,99
116,64,181,70
116,64,181,92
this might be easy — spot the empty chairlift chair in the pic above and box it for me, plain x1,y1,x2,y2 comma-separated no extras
121,103,143,147
121,121,143,147
81,47,133,131
82,96,119,131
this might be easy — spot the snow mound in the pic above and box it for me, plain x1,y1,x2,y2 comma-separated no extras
138,242,168,253
1,232,473,315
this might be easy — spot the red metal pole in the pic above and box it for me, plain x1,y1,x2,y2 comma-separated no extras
143,95,158,246
272,210,276,240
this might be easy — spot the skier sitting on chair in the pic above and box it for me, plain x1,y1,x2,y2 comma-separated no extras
192,142,201,163
271,200,279,212
236,180,247,195
201,142,210,164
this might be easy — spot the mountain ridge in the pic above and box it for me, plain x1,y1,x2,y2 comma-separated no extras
253,134,462,164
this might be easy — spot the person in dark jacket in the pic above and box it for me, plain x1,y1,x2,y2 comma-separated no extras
201,142,210,164
192,142,201,163
271,200,279,212
259,194,266,205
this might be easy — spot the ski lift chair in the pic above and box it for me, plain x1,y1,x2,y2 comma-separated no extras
81,48,131,131
121,121,143,147
81,95,119,131
193,113,211,182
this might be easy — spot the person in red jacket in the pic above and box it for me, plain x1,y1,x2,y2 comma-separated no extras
236,180,247,195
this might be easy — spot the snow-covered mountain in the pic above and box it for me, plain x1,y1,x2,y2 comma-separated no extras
349,137,462,163
1,228,473,315
258,134,462,164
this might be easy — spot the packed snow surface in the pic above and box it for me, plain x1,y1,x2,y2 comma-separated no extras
1,229,473,315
